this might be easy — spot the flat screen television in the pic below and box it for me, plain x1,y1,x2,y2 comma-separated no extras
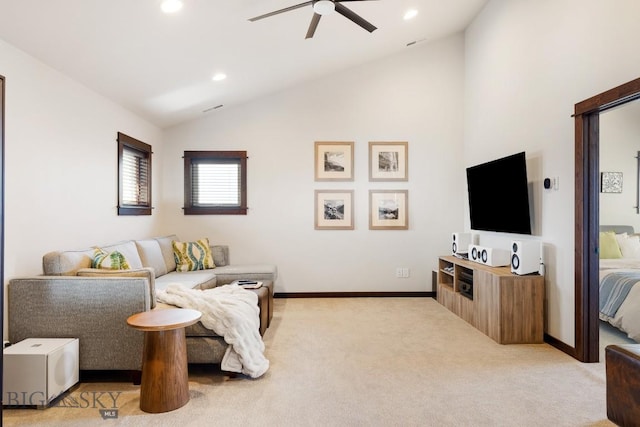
466,151,532,235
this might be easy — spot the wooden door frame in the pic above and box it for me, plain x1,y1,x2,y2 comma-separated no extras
1,75,5,407
574,77,640,362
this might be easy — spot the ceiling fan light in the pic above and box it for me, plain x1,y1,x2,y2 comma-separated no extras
313,0,335,16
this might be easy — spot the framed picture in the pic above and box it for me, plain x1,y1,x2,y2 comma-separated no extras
601,171,623,193
315,141,354,181
315,190,354,230
369,190,408,230
369,141,408,181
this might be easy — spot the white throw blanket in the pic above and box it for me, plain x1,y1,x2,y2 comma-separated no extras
156,283,269,378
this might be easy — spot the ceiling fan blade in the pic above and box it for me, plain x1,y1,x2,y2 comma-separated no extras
334,3,377,33
305,13,322,39
249,1,313,22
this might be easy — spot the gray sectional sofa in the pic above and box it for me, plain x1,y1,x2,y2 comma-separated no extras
8,235,277,379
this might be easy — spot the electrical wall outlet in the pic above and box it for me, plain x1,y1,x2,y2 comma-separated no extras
395,267,410,278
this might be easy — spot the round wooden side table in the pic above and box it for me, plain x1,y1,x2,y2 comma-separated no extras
127,308,202,413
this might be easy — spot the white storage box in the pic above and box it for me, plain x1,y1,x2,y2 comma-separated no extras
3,338,79,407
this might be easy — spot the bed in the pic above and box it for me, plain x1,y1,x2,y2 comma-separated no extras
599,225,640,342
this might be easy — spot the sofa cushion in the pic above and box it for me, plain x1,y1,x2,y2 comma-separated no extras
172,238,215,272
42,240,142,276
135,239,168,277
155,270,217,291
43,248,94,276
100,241,143,269
211,245,229,267
91,248,131,270
77,267,158,309
155,235,178,272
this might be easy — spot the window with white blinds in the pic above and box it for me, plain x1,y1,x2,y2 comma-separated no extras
118,132,152,215
123,146,149,205
184,151,247,215
192,161,240,206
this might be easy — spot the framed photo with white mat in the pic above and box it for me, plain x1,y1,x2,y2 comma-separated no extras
315,190,354,230
369,190,408,230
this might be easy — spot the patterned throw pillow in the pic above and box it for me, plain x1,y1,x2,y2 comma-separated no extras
172,238,216,272
92,248,131,270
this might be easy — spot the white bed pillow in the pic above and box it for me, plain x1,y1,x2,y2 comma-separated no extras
615,232,628,247
617,233,640,258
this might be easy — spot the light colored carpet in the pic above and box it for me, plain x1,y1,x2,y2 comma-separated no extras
599,319,637,361
3,298,615,426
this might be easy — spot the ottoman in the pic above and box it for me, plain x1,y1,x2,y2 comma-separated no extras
605,344,640,427
248,280,273,336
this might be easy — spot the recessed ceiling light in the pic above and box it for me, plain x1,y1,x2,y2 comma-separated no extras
161,0,183,14
212,73,227,82
404,9,418,20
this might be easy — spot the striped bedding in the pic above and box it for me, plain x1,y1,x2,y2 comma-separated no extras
599,272,640,317
599,259,640,342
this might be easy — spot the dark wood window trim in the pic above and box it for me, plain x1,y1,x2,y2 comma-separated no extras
183,150,247,215
573,77,640,362
117,132,152,216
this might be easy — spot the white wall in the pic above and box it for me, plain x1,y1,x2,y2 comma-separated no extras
600,102,640,229
464,0,640,346
161,35,466,293
1,39,163,336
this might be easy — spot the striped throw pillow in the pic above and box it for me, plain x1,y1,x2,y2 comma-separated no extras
172,238,216,272
92,248,131,270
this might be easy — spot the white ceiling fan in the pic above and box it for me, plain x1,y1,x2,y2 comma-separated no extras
249,0,379,39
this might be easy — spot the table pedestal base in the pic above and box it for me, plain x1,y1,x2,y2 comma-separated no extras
140,329,190,413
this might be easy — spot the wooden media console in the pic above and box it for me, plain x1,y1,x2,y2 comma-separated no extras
437,255,545,344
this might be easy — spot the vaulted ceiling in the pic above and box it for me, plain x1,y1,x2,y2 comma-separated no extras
0,0,488,128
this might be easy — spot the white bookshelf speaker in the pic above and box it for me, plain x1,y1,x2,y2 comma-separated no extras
451,233,474,255
511,240,541,275
468,244,479,261
468,244,510,267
